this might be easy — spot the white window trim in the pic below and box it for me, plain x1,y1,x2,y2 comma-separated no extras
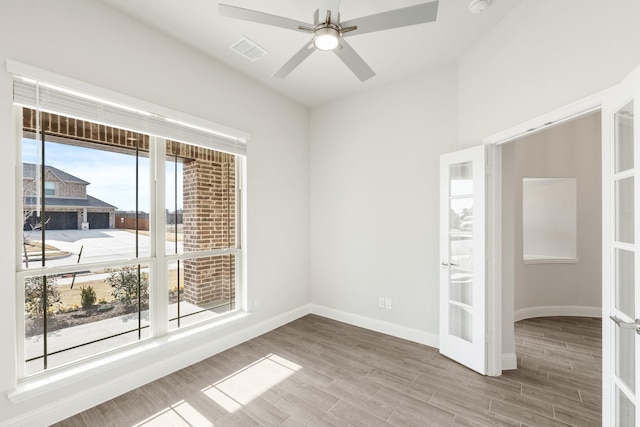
7,59,250,154
10,63,249,389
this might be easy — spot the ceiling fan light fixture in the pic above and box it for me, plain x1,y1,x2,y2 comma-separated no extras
313,26,340,51
468,0,489,14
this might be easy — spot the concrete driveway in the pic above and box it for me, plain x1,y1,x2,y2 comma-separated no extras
24,229,182,268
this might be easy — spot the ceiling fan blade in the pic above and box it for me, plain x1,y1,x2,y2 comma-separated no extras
334,39,375,82
341,1,439,37
273,43,316,79
219,4,312,33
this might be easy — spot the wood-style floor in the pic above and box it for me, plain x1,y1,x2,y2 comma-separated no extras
55,314,601,426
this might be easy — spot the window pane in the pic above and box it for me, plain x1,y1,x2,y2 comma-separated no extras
44,181,56,196
24,265,150,375
165,155,184,255
21,110,151,269
165,141,236,255
169,254,237,330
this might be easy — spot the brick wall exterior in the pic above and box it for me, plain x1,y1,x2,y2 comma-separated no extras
24,109,237,310
180,150,236,307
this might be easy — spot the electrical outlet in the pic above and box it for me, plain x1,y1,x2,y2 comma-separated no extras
385,298,392,310
254,299,261,311
378,297,385,308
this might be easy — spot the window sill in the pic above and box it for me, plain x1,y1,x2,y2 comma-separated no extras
523,255,580,265
8,311,251,404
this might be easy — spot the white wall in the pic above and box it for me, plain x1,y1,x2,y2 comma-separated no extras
0,0,309,424
309,65,459,339
503,113,602,317
3,0,640,423
458,0,640,146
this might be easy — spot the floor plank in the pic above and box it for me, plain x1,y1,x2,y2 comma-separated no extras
54,315,601,426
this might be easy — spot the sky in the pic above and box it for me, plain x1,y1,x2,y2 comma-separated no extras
22,139,182,212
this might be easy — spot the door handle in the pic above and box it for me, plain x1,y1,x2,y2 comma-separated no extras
440,262,460,268
610,315,640,335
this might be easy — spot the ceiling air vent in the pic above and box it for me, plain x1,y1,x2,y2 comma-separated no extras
229,37,267,62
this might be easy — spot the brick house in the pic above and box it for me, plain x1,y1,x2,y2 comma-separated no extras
23,162,116,230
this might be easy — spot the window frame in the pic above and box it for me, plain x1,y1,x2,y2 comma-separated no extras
11,65,248,380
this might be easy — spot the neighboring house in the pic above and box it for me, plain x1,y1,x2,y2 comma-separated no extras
22,162,116,230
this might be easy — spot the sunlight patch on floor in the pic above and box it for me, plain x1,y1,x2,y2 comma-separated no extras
202,353,301,412
135,400,213,427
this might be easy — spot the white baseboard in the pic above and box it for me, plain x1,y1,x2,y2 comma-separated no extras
309,304,439,348
514,305,601,322
502,352,517,371
2,305,311,427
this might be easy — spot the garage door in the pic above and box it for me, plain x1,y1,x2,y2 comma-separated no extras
24,211,77,231
87,212,110,229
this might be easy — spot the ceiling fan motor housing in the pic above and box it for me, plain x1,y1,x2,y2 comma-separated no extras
313,24,341,50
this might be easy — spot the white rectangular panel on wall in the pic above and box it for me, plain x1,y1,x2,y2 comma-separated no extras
522,177,577,263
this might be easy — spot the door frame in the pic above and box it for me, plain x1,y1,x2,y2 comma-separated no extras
482,87,609,378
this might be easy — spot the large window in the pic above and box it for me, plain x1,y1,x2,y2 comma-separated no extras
13,71,246,377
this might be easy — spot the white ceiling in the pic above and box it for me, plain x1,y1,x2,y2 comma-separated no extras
99,0,522,107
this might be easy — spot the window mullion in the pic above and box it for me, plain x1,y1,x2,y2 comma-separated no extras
151,137,168,337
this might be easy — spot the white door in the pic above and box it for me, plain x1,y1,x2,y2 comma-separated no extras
439,145,486,374
603,65,640,426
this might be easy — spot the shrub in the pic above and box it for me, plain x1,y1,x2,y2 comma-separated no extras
24,275,61,318
80,286,97,309
106,266,149,306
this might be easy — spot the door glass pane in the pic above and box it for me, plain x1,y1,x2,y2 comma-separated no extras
615,177,634,244
615,101,634,173
450,235,473,271
615,249,635,318
616,323,636,393
617,386,635,426
450,162,472,197
450,267,472,306
450,198,473,232
450,305,472,342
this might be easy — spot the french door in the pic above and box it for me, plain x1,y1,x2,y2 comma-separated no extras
603,65,640,426
439,145,486,374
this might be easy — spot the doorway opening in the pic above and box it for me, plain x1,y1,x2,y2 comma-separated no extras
497,111,603,422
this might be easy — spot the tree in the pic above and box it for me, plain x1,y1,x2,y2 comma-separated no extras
22,177,51,268
106,266,149,306
24,275,61,318
80,286,97,309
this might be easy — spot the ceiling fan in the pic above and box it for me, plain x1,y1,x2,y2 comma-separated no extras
219,1,439,82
